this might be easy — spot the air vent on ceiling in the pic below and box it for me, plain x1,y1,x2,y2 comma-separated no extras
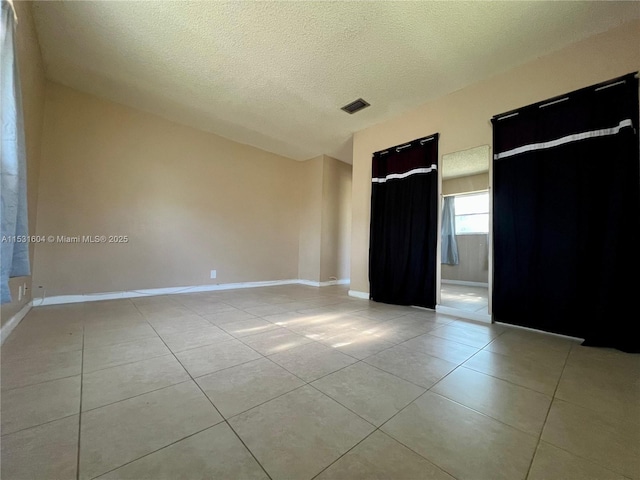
341,98,370,114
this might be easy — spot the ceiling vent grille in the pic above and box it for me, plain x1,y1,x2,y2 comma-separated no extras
341,98,370,114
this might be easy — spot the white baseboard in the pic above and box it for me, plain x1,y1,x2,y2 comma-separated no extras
298,279,350,287
33,278,351,307
1,300,33,344
348,290,370,300
436,304,491,324
494,321,584,341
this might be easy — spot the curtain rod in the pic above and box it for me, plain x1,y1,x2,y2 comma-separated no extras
492,71,638,121
374,133,439,157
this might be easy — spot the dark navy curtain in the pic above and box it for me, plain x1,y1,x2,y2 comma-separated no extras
369,134,439,308
492,73,639,353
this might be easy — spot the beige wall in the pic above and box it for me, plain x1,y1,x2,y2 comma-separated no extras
298,155,352,283
442,235,489,284
442,173,489,196
350,20,640,294
320,156,351,282
1,1,46,326
33,83,302,296
298,156,324,282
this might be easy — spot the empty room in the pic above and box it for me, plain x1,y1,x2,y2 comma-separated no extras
1,1,639,479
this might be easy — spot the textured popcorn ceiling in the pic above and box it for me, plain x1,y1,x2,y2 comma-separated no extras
32,1,639,163
443,145,490,180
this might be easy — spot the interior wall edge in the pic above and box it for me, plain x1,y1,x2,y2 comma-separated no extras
0,300,33,345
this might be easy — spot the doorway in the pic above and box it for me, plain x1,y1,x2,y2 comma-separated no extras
437,145,491,322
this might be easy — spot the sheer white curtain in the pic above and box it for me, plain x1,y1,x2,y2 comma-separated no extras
1,0,30,303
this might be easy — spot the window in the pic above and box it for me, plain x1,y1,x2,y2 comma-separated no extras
454,191,489,234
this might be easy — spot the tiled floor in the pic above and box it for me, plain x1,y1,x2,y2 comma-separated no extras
440,283,489,315
1,284,638,480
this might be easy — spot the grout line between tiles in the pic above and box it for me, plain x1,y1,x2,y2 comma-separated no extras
79,379,192,414
76,322,85,480
1,371,83,393
222,326,393,432
86,423,223,480
17,287,608,480
454,334,570,398
308,429,379,480
82,351,174,375
133,303,274,480
336,330,514,479
523,338,572,480
0,412,80,438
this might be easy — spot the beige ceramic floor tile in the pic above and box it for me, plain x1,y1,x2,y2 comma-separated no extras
190,302,241,315
137,305,200,320
240,327,313,355
96,423,268,479
360,321,435,344
0,414,79,480
485,329,573,365
351,308,409,322
196,357,304,418
83,323,158,348
316,430,455,480
321,333,395,360
130,295,180,307
1,349,82,391
1,330,83,360
364,345,457,388
158,325,234,352
555,362,640,426
381,392,538,480
1,375,81,435
218,317,281,338
541,399,639,479
427,323,500,348
269,341,357,382
8,286,639,480
244,304,292,317
229,385,375,480
566,345,640,373
146,315,213,335
255,311,309,328
82,315,146,330
528,442,626,480
203,309,257,325
79,381,222,480
82,355,190,411
399,334,479,364
463,349,563,395
174,338,262,378
312,362,425,426
9,316,83,338
431,367,552,435
220,298,269,310
83,336,171,373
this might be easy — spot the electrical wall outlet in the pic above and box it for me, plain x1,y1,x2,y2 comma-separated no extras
210,270,217,279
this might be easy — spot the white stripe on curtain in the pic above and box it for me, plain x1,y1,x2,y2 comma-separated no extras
371,165,437,183
494,119,633,160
